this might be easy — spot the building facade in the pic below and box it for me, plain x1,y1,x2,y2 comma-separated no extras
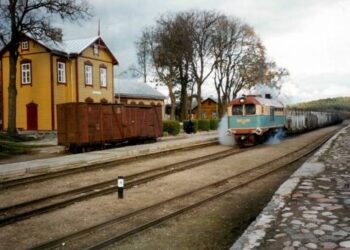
192,97,218,120
0,35,118,130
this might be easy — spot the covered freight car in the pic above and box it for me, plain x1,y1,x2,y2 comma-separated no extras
57,103,163,152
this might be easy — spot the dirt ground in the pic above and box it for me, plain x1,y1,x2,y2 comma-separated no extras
0,125,341,249
109,156,309,250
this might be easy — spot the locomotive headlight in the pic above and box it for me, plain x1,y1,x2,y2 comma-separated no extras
239,98,245,103
256,127,263,135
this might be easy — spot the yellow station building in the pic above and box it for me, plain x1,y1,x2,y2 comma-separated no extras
0,34,118,130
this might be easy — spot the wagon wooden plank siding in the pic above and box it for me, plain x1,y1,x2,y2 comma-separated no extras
57,103,162,151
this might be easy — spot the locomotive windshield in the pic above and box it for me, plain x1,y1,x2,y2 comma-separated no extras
232,105,243,115
245,104,256,115
232,104,256,115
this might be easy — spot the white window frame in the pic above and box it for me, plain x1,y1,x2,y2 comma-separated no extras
93,44,99,55
57,61,66,83
100,67,107,88
21,41,29,50
85,64,93,86
21,63,31,84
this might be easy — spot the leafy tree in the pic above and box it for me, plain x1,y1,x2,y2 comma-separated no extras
0,0,91,135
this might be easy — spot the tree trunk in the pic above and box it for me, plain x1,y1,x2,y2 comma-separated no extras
196,84,202,119
220,93,228,118
7,47,18,135
179,82,188,121
169,92,176,120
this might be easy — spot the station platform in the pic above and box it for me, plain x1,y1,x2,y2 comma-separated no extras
0,132,217,179
232,124,350,250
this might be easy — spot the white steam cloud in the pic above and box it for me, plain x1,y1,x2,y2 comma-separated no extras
218,115,236,146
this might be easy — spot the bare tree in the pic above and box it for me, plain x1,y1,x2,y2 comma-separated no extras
146,27,179,120
212,18,281,117
190,10,221,119
136,12,194,121
134,30,151,83
0,0,91,135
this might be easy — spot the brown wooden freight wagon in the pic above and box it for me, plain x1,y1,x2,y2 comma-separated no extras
57,103,163,152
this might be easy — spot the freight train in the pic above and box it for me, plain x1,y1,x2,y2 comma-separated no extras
57,103,163,153
226,94,341,146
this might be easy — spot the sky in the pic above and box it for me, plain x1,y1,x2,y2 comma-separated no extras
59,0,350,104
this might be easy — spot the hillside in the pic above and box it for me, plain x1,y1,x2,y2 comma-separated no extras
291,97,350,112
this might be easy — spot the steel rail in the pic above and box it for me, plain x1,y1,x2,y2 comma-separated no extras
32,132,334,250
0,146,244,227
0,140,218,189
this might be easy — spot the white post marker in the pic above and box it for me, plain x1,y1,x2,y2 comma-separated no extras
117,176,124,199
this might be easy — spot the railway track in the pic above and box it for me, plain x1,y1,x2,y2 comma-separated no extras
0,146,245,227
31,131,334,250
0,140,217,189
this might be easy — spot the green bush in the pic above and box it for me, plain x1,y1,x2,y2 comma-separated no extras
183,120,198,134
198,119,210,131
210,119,219,130
163,120,181,136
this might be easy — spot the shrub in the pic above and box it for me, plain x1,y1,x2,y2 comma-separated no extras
210,119,219,130
198,119,210,131
163,120,181,136
183,120,198,134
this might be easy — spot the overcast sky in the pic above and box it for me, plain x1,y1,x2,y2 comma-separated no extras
60,0,350,104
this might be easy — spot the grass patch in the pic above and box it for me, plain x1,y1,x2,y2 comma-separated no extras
0,139,32,159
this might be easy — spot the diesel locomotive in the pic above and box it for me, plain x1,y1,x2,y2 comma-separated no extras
226,94,341,146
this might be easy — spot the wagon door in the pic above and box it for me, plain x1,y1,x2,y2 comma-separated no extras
101,105,113,142
88,104,102,143
112,105,123,140
153,105,163,137
122,106,137,138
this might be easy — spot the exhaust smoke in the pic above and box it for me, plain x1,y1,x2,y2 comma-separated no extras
266,128,287,145
218,115,236,146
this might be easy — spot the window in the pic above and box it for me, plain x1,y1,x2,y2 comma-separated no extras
57,61,66,83
99,66,107,88
21,60,31,85
232,105,243,115
84,63,93,86
21,41,29,50
245,104,256,115
93,44,99,55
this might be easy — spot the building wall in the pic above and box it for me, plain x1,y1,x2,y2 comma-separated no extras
119,97,165,119
1,40,53,130
52,55,76,129
77,45,114,103
1,38,116,131
192,99,218,120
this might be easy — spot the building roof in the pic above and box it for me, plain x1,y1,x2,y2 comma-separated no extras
0,34,118,65
191,97,218,110
115,80,166,100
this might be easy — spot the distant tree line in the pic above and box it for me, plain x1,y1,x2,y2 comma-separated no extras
134,10,288,120
291,97,350,112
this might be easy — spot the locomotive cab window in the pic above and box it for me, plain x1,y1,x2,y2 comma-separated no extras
232,105,243,115
245,104,256,115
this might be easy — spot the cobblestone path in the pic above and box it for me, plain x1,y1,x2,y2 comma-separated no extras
262,127,350,250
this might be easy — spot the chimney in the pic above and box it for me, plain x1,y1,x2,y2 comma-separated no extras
265,94,272,99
